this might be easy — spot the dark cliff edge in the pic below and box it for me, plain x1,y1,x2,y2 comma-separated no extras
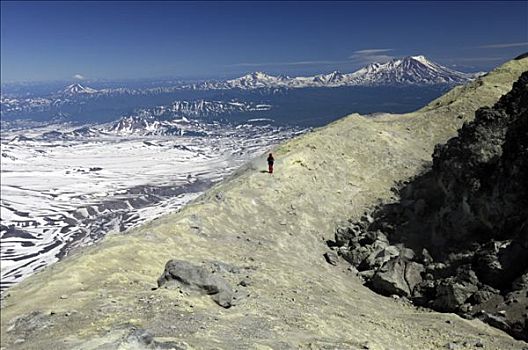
514,52,528,60
331,72,528,341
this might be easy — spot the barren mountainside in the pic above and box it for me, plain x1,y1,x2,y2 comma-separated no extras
0,57,527,349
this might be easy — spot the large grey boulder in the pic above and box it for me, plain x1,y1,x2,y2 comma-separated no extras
340,246,372,267
334,225,362,246
369,257,424,297
362,245,399,270
157,260,234,308
476,311,511,333
324,251,339,266
396,244,416,261
474,240,528,289
471,285,500,304
405,261,426,294
433,279,478,312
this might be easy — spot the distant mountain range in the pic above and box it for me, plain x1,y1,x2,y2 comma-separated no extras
200,56,477,89
0,55,482,124
1,55,478,105
63,55,479,94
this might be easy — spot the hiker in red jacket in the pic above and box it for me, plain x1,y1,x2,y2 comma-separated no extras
267,153,274,174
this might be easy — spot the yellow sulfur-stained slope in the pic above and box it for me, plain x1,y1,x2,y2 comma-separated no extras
1,57,527,350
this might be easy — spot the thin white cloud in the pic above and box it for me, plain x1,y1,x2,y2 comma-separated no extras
227,60,351,68
351,48,393,55
73,74,85,80
228,49,395,69
352,54,394,63
349,48,395,64
443,56,510,62
477,42,528,49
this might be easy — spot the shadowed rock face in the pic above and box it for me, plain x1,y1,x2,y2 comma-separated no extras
333,72,528,341
430,71,528,247
514,52,528,60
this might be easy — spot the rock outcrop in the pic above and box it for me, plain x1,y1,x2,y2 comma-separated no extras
157,260,235,308
333,71,528,341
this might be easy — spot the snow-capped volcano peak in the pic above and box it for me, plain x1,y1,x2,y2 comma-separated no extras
61,83,98,95
410,55,429,63
347,55,474,86
401,55,440,71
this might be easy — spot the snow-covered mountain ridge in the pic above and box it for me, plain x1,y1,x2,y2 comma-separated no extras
194,55,477,90
100,99,273,136
3,99,273,139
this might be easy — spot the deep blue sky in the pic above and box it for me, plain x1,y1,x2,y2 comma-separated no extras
1,1,527,82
